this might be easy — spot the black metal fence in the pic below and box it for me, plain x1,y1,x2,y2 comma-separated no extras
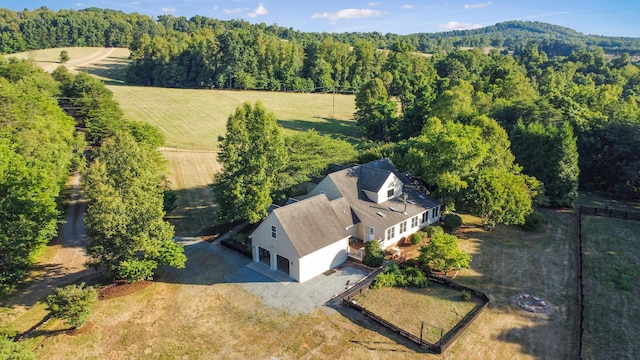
580,206,640,221
340,269,489,354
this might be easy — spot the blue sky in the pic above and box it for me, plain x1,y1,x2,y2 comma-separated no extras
6,1,640,37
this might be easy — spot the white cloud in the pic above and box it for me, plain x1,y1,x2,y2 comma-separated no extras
247,3,268,18
311,8,384,24
224,7,249,14
75,2,85,6
401,5,414,10
161,7,177,13
464,2,492,9
438,21,483,30
367,2,380,6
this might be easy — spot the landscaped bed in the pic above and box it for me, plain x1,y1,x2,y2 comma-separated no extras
349,282,482,344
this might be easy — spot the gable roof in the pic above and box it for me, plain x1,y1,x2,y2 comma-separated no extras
273,193,350,258
323,158,440,230
358,165,392,193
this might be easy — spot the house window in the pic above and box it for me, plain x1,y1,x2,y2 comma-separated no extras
400,221,407,233
387,188,394,198
422,211,429,223
433,206,439,218
386,226,395,240
411,216,419,228
271,225,277,239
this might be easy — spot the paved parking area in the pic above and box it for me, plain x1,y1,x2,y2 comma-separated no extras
215,243,371,314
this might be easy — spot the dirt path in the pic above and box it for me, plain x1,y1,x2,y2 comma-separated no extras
1,171,95,315
41,47,116,73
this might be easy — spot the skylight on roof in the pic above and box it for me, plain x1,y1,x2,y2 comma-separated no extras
376,212,386,217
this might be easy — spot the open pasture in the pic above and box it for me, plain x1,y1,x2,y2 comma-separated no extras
109,85,359,150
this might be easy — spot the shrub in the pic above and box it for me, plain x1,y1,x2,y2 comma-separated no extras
409,232,424,245
117,259,157,282
461,290,472,301
46,283,98,329
363,240,385,267
522,210,545,231
232,232,248,243
425,225,444,237
404,266,429,288
443,213,462,232
371,264,428,289
372,272,397,289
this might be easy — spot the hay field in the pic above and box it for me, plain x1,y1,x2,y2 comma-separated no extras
110,86,358,151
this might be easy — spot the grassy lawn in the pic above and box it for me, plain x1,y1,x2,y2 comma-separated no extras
580,216,640,359
351,284,481,344
161,150,220,236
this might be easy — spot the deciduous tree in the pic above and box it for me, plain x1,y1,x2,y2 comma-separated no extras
212,101,287,223
418,232,471,273
83,132,185,281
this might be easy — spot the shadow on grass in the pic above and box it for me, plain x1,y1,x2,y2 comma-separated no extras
325,300,434,355
164,186,217,237
75,55,129,85
277,117,361,144
497,319,573,359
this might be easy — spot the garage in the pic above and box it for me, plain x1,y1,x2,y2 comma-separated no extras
276,254,290,276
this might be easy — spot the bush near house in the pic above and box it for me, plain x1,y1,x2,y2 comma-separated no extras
409,232,424,245
443,214,463,232
363,240,385,267
372,262,429,289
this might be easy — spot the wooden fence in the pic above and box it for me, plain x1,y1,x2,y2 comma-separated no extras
341,270,489,354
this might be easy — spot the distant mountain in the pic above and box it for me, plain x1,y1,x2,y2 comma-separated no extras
401,20,640,56
1,6,639,57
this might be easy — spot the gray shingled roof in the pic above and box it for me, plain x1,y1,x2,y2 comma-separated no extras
327,159,440,230
358,166,391,193
273,193,350,258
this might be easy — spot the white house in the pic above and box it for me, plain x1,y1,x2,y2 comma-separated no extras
250,158,441,282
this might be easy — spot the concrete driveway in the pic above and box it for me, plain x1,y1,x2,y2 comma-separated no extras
214,243,371,314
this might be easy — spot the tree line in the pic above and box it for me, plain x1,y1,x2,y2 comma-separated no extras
352,44,639,227
0,58,184,295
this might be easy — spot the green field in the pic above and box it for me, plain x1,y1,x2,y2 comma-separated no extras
110,85,359,151
581,215,640,359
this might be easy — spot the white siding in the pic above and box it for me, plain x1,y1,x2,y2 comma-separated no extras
251,215,300,280
298,237,349,283
377,174,403,203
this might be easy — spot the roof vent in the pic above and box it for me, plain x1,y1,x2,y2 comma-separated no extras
418,194,426,199
376,212,386,217
407,200,416,205
389,207,397,212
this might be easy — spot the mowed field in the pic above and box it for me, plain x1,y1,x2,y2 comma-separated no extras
7,47,640,359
